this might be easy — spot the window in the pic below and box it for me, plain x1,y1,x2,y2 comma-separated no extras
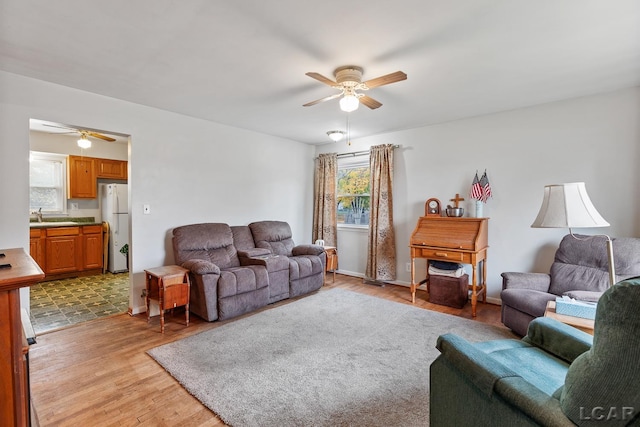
337,157,370,227
29,152,67,214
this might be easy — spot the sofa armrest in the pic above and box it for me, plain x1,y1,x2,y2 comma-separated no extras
181,259,221,275
522,317,592,363
494,377,576,427
436,333,520,397
501,272,551,292
237,248,271,258
240,254,289,272
292,244,325,256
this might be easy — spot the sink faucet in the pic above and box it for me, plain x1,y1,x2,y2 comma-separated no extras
35,208,43,223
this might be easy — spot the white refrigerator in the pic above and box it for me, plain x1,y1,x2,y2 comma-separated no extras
100,183,129,273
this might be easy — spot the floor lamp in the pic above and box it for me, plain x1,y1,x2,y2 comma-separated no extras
531,182,616,286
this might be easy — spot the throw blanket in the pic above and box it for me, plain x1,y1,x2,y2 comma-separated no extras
429,265,465,278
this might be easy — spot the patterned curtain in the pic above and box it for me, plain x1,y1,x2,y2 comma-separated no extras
312,153,338,247
365,144,396,281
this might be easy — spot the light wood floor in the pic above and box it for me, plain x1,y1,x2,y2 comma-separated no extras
29,274,507,426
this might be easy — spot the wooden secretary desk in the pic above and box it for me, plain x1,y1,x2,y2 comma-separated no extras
409,217,489,317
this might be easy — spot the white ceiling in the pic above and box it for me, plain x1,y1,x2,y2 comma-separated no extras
2,1,639,145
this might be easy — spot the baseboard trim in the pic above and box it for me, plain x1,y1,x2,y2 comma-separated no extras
334,271,502,305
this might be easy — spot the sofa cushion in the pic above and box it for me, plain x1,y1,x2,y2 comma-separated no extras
217,266,269,299
500,288,556,318
231,225,257,251
249,221,296,256
479,342,569,396
173,223,240,269
562,290,602,302
548,235,610,296
287,255,324,281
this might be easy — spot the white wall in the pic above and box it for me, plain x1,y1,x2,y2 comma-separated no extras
0,70,315,314
316,87,640,302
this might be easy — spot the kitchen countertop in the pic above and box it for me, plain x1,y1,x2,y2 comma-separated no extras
29,217,102,228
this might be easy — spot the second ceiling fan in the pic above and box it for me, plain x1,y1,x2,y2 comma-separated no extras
303,66,407,112
43,124,117,142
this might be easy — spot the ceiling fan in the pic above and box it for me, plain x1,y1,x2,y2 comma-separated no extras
303,66,407,112
42,124,117,142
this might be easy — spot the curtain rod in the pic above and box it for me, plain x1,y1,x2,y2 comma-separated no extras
317,144,400,160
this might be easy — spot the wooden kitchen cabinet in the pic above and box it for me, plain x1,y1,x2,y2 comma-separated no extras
32,225,103,280
68,156,127,199
68,155,97,198
97,158,127,180
29,228,45,270
82,225,103,270
45,227,82,274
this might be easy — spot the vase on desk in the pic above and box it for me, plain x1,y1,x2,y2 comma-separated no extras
474,200,484,218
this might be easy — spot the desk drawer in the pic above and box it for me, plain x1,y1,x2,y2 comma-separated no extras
419,248,469,263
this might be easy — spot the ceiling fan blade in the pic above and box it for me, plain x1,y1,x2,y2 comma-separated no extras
359,95,383,110
303,93,342,107
42,124,79,132
305,72,338,87
363,71,407,89
86,131,116,142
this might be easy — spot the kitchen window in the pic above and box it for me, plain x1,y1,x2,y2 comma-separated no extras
29,151,67,214
337,157,370,227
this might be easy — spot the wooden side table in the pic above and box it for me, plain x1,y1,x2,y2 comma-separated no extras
544,301,595,335
145,265,190,333
323,246,338,283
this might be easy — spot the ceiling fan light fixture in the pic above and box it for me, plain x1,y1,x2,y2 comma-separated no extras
77,137,91,149
339,95,359,112
327,130,345,142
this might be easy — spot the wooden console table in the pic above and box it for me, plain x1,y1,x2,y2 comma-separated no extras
0,248,45,427
409,217,488,317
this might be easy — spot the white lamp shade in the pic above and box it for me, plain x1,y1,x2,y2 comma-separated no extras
531,182,609,228
77,137,91,149
339,95,359,112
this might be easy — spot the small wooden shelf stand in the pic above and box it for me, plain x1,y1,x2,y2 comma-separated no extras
324,246,338,283
145,265,190,333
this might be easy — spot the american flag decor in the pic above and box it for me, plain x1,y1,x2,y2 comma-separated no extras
479,171,492,202
470,172,483,201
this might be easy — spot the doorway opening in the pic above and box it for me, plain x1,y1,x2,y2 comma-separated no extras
28,118,132,333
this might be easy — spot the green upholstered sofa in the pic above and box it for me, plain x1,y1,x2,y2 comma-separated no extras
430,277,640,426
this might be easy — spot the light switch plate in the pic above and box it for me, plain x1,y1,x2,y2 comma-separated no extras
143,204,151,215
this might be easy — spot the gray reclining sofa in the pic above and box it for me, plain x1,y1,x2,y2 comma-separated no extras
172,220,326,321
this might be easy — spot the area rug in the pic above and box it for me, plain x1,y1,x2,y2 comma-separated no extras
148,288,515,426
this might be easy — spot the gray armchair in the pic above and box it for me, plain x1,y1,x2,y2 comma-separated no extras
430,276,640,426
249,220,326,297
501,234,640,336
